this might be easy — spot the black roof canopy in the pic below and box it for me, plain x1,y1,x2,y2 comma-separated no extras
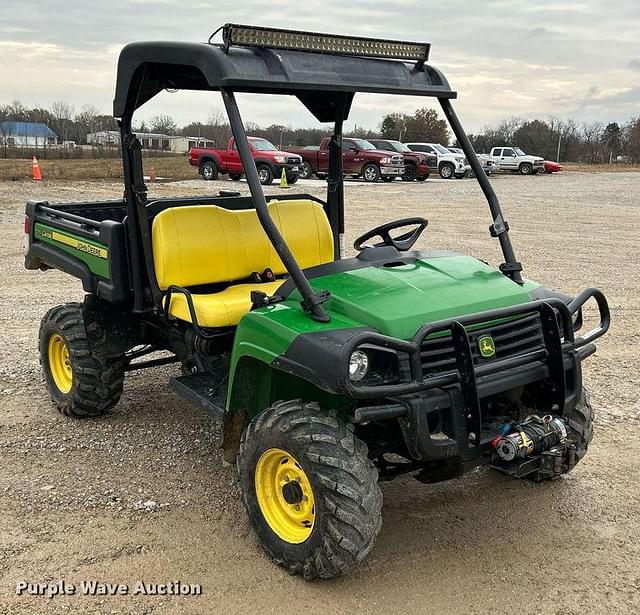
113,41,456,122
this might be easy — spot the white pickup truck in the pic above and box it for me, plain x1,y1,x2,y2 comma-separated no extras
489,147,545,175
405,142,468,179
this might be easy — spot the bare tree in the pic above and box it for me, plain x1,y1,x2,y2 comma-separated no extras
149,114,178,135
0,104,13,157
73,105,100,144
208,109,232,146
49,100,75,143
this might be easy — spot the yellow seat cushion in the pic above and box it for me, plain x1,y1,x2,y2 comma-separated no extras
166,280,282,328
152,199,333,327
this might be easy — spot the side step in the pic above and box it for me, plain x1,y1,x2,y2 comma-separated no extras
169,373,226,421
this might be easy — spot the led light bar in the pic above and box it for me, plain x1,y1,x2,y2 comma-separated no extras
221,24,430,62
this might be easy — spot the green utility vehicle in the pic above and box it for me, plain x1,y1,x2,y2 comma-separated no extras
25,24,610,579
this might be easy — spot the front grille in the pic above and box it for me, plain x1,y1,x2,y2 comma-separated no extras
420,313,545,377
286,156,301,164
391,154,403,165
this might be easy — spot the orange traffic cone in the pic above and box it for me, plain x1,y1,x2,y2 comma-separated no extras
32,156,42,182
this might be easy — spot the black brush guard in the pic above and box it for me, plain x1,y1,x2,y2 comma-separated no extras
344,288,609,463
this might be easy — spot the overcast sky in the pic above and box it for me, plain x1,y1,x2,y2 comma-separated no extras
1,0,639,133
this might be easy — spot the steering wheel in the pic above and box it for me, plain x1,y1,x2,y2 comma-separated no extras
353,217,428,252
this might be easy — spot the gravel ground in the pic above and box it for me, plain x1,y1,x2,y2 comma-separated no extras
0,172,639,614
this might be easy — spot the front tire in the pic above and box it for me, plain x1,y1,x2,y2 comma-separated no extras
439,162,454,179
563,387,594,467
402,164,418,181
257,164,274,185
39,303,125,418
228,172,242,181
520,162,533,175
286,173,299,185
299,161,314,180
238,400,383,580
362,163,381,182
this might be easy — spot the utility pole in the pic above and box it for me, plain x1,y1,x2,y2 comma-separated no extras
556,133,562,163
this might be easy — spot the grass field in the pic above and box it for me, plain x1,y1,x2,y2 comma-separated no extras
0,156,637,181
0,155,198,181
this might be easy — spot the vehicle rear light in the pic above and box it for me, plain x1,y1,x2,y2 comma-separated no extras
23,216,30,255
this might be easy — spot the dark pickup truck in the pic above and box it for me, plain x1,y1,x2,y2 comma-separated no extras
368,138,436,181
189,136,303,185
288,137,404,182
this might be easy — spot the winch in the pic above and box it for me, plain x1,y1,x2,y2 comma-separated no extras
490,415,572,478
492,415,568,461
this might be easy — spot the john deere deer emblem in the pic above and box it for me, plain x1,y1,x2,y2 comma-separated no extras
478,335,496,358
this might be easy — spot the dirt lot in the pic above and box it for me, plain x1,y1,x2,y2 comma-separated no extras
1,172,639,614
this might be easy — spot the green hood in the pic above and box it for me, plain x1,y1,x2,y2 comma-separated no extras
310,255,538,340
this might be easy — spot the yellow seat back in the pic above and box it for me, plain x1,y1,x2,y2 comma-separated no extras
152,199,334,290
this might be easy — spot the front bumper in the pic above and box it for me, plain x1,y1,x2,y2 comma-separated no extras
275,162,302,176
345,289,610,463
381,166,405,176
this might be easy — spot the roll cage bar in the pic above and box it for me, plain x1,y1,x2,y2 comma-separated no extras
114,27,523,320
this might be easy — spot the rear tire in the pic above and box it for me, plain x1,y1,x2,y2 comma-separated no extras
229,173,242,181
238,400,383,580
200,160,218,181
439,162,454,179
39,303,125,418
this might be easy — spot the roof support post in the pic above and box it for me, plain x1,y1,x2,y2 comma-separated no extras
221,88,330,322
119,116,149,311
439,98,523,284
326,97,349,260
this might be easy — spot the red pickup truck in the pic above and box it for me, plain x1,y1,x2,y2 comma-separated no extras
189,137,303,185
288,137,405,182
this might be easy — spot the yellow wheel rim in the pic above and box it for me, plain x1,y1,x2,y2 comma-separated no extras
48,333,73,394
255,448,315,544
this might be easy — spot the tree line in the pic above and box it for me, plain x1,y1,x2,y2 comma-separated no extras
1,99,638,164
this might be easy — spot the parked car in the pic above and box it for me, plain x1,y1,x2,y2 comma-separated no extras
287,137,404,182
544,160,562,174
488,147,545,175
368,139,435,181
447,147,496,176
189,136,302,185
405,142,467,179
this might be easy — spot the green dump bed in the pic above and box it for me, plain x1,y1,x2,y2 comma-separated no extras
24,199,130,303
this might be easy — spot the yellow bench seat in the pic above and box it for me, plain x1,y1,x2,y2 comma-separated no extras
166,280,282,328
152,199,333,328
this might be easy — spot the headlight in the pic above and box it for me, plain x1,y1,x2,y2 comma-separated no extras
455,156,464,163
379,157,391,164
347,346,402,385
274,155,286,163
349,350,370,382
